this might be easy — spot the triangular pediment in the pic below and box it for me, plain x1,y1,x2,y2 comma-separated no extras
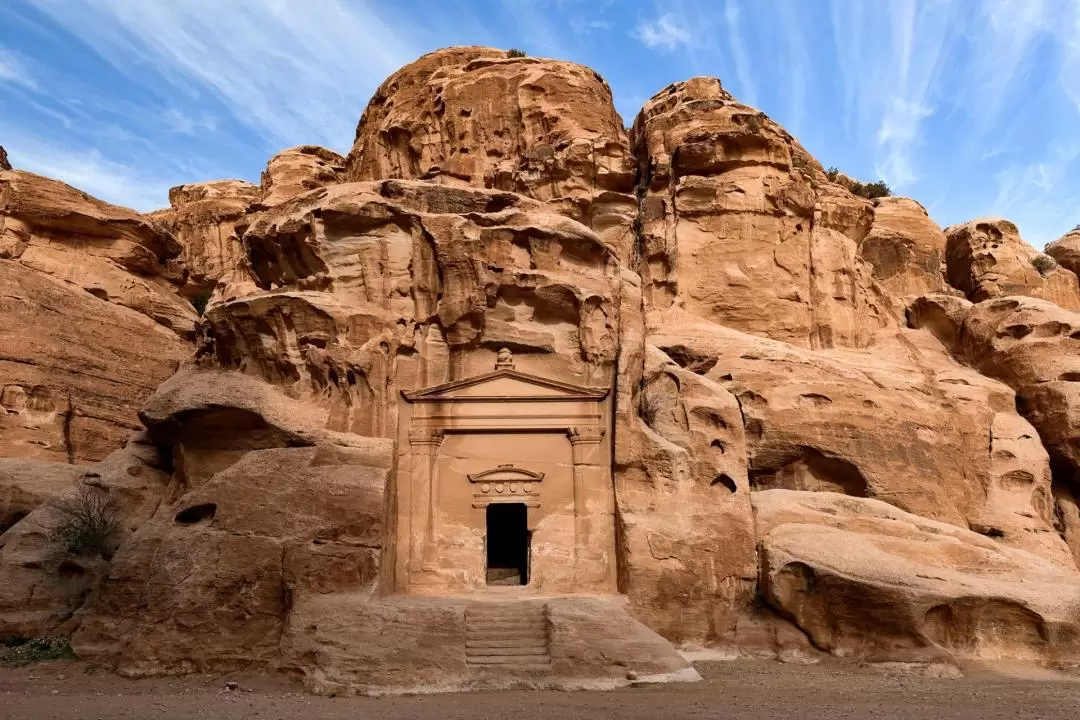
402,369,608,402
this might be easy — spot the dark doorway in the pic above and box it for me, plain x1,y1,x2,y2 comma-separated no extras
485,503,530,586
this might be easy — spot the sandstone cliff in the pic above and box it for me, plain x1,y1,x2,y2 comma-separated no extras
0,171,194,463
2,47,1080,692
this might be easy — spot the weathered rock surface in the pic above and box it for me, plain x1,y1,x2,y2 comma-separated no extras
260,145,344,207
0,431,172,639
0,146,10,171
632,78,894,349
755,490,1080,663
945,219,1080,309
345,47,637,262
910,294,1080,569
860,197,952,303
0,458,82,533
72,443,392,673
1046,228,1080,278
205,179,620,441
646,308,1070,567
150,180,259,302
0,171,193,463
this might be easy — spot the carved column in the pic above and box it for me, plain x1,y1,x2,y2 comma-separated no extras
408,428,443,574
568,426,606,584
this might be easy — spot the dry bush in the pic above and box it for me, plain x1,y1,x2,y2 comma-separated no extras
47,482,122,560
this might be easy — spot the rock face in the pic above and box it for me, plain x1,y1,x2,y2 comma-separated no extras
150,180,259,302
0,146,10,171
0,171,193,463
632,77,893,349
344,47,637,263
860,197,952,303
945,219,1080,309
910,294,1080,569
755,490,1080,663
4,46,1080,692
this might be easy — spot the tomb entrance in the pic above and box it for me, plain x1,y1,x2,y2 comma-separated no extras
394,350,615,596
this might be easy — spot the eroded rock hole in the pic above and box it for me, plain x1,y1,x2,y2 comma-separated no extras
751,448,870,497
57,561,85,579
711,473,737,493
658,344,718,375
175,503,217,525
1059,372,1080,382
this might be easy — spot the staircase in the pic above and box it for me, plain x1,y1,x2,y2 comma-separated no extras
465,603,551,669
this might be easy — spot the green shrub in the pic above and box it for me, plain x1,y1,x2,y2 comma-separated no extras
47,482,122,559
825,167,840,182
1032,254,1058,276
850,180,892,199
0,636,76,667
506,48,526,58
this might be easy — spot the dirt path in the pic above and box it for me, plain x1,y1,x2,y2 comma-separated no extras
2,659,1079,720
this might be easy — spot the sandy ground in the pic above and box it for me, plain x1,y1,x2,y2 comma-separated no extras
2,658,1079,720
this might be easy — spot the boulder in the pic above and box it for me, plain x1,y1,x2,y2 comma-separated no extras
631,77,894,349
944,218,1080,309
0,145,10,171
72,444,392,674
754,489,1080,664
1046,227,1080,278
0,431,172,639
860,197,952,303
344,47,637,262
150,180,259,303
259,145,344,207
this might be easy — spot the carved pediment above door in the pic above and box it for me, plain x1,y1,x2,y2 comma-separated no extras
401,368,608,403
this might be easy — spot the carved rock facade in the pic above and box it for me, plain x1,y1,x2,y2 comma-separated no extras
3,47,1080,692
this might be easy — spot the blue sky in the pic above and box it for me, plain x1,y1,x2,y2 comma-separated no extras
1,0,1078,246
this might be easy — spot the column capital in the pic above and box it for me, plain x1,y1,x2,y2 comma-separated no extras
409,428,444,451
567,426,604,445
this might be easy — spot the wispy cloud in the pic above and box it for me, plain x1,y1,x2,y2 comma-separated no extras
723,1,756,107
0,47,38,91
30,0,416,150
0,125,175,211
634,13,693,51
992,143,1080,247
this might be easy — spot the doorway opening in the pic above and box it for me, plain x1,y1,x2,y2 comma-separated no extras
485,503,530,586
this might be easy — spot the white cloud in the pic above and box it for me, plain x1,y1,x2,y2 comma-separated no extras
161,108,218,136
634,13,693,51
29,0,417,150
1,129,174,211
992,143,1080,247
0,47,38,91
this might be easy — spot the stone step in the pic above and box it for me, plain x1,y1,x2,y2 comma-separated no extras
466,645,548,657
467,627,546,636
466,617,546,627
466,638,549,649
466,655,552,666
